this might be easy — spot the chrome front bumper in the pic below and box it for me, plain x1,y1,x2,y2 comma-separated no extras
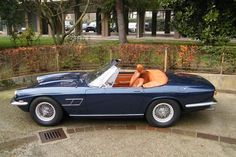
11,100,28,106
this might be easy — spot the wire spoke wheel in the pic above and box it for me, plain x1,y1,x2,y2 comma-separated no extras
152,103,174,123
30,97,63,126
35,102,56,122
146,99,181,127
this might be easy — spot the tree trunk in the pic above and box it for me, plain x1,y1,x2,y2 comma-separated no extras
101,13,110,36
74,0,82,36
115,0,127,44
24,12,29,29
151,11,157,36
137,10,145,38
7,24,13,35
124,7,129,35
36,13,42,34
164,10,171,34
113,10,118,32
61,13,65,34
48,19,61,45
96,8,101,35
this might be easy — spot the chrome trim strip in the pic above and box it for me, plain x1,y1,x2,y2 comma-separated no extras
62,104,82,107
65,98,83,101
63,98,83,107
185,101,217,108
69,114,144,117
11,101,28,106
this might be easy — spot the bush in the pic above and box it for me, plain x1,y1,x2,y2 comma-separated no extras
0,44,235,80
18,28,35,46
10,28,37,47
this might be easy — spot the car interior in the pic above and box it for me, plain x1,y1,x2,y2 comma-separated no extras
113,64,168,88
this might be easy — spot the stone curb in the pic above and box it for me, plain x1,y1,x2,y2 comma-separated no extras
66,125,236,145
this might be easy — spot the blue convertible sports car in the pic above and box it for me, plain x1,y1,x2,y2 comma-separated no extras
11,59,217,127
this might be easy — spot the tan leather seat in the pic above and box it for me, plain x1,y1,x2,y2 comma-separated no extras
142,70,168,88
129,64,144,87
132,78,144,87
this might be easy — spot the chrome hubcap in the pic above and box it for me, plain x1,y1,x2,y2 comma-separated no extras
152,103,174,123
156,105,170,118
35,102,56,122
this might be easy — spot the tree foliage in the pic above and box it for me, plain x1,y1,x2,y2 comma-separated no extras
1,0,236,46
0,0,24,34
21,0,90,45
99,0,115,13
163,0,236,45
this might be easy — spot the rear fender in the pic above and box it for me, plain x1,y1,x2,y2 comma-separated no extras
145,96,184,113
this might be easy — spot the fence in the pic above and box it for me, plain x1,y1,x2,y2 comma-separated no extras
0,44,235,80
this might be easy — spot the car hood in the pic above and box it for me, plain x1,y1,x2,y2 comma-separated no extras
33,72,89,87
37,72,86,83
167,72,215,89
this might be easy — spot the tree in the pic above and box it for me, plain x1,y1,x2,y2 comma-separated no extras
162,0,236,45
97,0,127,43
0,0,24,35
22,0,90,45
115,0,127,43
97,0,161,43
127,0,159,37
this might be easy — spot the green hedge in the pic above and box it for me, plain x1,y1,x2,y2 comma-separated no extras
0,44,235,80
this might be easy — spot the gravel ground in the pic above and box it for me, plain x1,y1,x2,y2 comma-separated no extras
1,130,236,157
0,89,236,156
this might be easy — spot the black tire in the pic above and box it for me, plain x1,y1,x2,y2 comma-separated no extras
145,99,181,127
30,97,63,126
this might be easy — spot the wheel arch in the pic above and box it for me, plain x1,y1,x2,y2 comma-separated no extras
28,95,65,126
28,95,65,112
144,97,184,115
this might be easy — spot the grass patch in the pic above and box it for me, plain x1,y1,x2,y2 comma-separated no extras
1,35,236,50
129,38,236,47
87,39,119,47
0,36,120,50
129,39,201,45
0,36,53,50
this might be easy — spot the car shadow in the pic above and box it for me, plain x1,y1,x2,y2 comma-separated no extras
60,116,147,127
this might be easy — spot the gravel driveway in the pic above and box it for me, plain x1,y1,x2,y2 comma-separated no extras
0,89,235,156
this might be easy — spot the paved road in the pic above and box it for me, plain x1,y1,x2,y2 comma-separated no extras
0,89,236,156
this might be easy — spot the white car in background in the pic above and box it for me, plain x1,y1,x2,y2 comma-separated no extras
85,21,96,32
82,23,88,30
65,20,73,31
128,22,136,33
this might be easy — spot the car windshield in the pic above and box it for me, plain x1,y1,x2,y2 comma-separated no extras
85,60,119,83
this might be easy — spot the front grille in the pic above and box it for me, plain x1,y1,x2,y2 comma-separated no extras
38,128,67,143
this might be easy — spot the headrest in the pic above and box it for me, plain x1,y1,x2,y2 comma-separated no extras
136,64,143,73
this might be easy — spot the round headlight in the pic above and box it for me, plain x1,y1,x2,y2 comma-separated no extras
14,90,17,95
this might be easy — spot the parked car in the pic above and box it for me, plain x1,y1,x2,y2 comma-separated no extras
65,20,74,31
82,23,88,31
85,21,96,32
11,59,217,127
128,22,136,33
145,22,151,31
